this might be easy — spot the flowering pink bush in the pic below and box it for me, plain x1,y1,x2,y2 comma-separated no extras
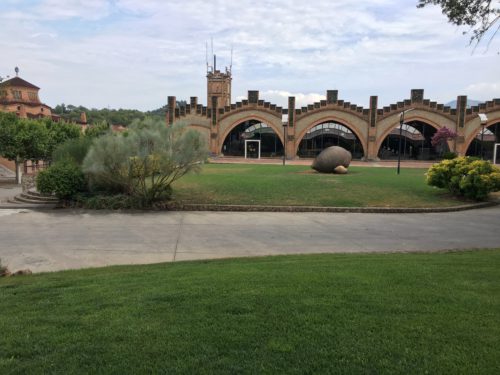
431,127,457,148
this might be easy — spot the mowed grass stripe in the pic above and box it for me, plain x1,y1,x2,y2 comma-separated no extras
1,250,499,373
172,164,464,207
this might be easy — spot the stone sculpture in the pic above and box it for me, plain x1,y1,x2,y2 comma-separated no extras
311,146,352,173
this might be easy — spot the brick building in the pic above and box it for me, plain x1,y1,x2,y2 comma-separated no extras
0,75,57,120
166,61,500,161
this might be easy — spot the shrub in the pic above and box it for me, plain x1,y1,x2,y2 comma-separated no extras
0,258,9,277
82,119,207,207
52,137,94,166
72,193,142,209
442,151,458,160
37,161,86,199
426,157,500,200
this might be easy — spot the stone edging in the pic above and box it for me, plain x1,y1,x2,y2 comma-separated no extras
166,200,498,213
0,200,497,213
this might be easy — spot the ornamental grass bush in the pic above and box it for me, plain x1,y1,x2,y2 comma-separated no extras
426,157,500,200
82,119,207,207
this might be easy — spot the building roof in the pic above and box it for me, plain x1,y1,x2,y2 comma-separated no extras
0,76,40,90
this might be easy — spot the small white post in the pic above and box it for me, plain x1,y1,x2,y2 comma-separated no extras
493,143,500,165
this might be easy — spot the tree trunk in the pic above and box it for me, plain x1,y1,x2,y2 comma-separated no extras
15,159,22,185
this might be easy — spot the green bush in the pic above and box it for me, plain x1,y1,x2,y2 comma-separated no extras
72,193,156,209
52,137,94,166
0,258,9,277
442,151,457,160
426,157,500,200
37,161,86,199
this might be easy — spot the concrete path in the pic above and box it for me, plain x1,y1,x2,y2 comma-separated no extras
0,206,499,273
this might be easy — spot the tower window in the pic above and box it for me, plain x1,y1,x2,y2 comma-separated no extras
28,92,38,101
12,90,22,100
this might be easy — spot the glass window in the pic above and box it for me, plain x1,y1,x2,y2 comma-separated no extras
12,90,22,100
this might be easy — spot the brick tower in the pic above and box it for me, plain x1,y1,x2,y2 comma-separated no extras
206,54,232,109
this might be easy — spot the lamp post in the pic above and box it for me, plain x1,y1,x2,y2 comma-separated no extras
282,122,288,166
478,113,488,160
397,109,414,175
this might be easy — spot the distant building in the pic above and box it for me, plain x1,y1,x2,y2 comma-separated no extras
0,75,58,120
166,58,500,161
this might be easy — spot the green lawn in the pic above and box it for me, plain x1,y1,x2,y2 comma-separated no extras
172,164,464,207
1,250,499,374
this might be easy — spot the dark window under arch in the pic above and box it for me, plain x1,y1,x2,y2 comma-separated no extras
297,121,364,159
466,122,500,161
221,119,283,157
378,121,445,160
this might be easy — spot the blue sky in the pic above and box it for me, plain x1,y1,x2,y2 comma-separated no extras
1,0,499,110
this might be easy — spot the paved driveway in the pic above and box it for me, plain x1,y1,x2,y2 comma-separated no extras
1,206,499,273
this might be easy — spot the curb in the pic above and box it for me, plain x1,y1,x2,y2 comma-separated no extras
166,200,498,213
0,200,497,213
0,202,58,210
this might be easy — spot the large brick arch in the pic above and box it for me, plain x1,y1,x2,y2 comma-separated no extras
462,110,500,153
186,124,210,143
218,110,285,154
294,110,369,157
181,114,211,145
375,110,456,154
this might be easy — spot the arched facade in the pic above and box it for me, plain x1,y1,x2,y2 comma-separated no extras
295,116,367,158
463,110,500,153
166,90,500,161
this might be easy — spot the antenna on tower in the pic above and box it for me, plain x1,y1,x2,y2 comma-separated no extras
206,41,209,73
229,45,233,73
211,37,214,61
14,67,19,77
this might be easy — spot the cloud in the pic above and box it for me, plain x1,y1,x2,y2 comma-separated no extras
464,82,500,100
0,0,498,110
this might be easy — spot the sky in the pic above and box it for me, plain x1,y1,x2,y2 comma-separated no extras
1,0,499,111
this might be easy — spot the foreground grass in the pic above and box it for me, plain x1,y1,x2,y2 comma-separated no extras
173,164,464,207
1,250,499,374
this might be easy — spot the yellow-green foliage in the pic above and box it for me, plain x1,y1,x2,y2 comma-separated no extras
426,157,500,200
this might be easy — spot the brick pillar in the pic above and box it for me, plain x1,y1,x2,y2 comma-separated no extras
286,96,296,159
167,96,176,125
327,90,338,104
210,95,219,155
455,95,467,155
248,90,259,104
367,95,378,160
411,89,424,104
190,96,198,107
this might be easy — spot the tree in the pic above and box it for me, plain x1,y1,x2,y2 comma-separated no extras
417,1,500,48
0,113,81,182
431,126,458,155
82,119,208,206
43,118,82,161
84,121,110,139
0,113,49,182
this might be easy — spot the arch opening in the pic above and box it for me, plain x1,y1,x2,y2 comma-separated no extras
297,121,364,159
378,120,445,160
221,119,284,157
466,122,500,161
